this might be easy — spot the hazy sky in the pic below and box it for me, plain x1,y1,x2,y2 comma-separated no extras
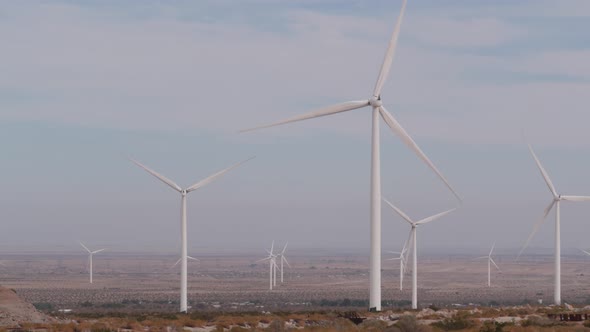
2,0,590,254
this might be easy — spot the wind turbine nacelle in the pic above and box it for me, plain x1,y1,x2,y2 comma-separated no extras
369,97,383,107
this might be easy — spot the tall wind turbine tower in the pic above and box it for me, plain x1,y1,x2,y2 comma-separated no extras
383,199,455,309
518,144,590,305
79,242,105,284
242,0,460,311
131,157,253,312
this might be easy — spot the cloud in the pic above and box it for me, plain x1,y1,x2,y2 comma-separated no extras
408,17,526,48
0,0,589,147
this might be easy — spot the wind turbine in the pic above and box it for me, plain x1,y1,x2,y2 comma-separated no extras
257,241,278,290
241,0,460,311
79,242,105,284
278,243,291,283
580,249,590,257
387,233,411,290
171,256,199,269
131,157,253,312
383,198,455,309
475,243,500,287
518,144,590,305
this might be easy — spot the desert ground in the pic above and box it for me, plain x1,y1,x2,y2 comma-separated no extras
2,250,590,313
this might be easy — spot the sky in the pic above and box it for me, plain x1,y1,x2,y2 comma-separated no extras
1,0,590,255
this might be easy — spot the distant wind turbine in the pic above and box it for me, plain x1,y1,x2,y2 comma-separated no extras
278,243,290,283
387,233,411,290
383,198,456,309
257,241,278,290
171,256,199,269
242,0,460,311
518,144,590,305
79,241,105,284
131,157,253,312
476,243,500,287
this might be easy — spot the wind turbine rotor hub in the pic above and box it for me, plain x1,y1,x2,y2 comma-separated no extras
369,97,383,107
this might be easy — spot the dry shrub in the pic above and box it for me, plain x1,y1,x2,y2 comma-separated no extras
358,319,388,332
90,321,113,331
479,308,502,319
331,317,359,332
479,320,514,332
431,316,475,331
386,315,431,332
178,315,205,328
230,326,251,332
520,315,556,327
266,318,285,332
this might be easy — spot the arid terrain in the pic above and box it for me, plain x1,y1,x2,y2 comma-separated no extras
2,250,590,314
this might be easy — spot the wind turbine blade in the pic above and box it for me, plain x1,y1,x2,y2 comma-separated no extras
171,258,181,268
256,257,271,263
489,242,496,256
579,248,590,256
240,100,370,133
528,145,558,197
387,251,402,255
415,208,456,225
373,0,407,97
78,241,91,253
282,256,291,268
490,258,501,272
387,257,401,261
474,256,488,260
187,256,200,262
382,198,413,224
130,158,182,192
281,242,288,255
401,231,412,255
186,157,254,192
379,106,461,202
91,249,106,254
561,195,590,202
517,200,555,259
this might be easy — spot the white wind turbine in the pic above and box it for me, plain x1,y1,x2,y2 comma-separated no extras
171,256,199,269
387,233,411,291
580,249,590,257
257,241,278,290
518,144,590,305
131,157,253,312
278,243,291,283
242,0,460,311
79,242,105,284
475,243,500,287
383,198,455,309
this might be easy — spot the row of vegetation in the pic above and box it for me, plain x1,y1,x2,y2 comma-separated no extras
6,312,590,332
